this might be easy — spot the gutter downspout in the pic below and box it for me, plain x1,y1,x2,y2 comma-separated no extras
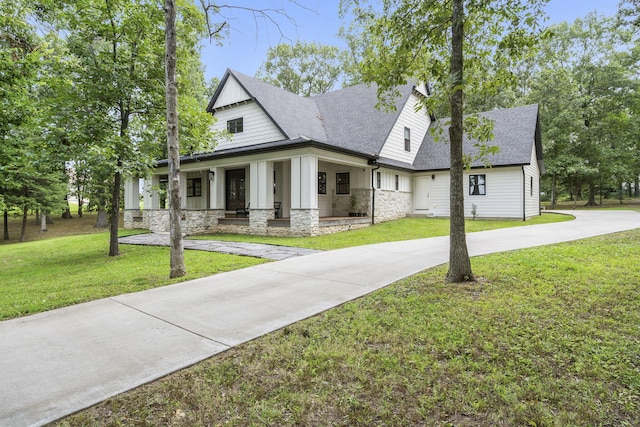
522,166,526,221
369,160,381,225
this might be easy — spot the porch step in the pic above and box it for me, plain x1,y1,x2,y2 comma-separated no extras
406,212,434,218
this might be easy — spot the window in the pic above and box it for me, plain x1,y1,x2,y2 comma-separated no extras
187,178,202,197
227,117,243,133
404,127,411,152
318,172,327,195
530,176,533,196
395,174,399,191
336,172,350,194
376,171,381,189
469,174,486,195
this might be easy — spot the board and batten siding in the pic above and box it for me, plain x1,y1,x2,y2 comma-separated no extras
213,101,285,150
212,76,251,108
378,93,431,164
424,168,527,219
465,167,524,218
523,144,541,218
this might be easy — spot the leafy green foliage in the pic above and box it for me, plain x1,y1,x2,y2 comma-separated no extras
528,13,640,205
256,41,354,96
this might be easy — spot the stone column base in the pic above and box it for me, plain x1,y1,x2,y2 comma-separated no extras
249,209,275,236
290,209,320,236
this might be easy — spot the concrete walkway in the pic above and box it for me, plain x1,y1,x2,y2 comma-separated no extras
119,234,321,260
1,210,638,427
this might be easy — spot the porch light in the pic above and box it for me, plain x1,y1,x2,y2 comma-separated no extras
209,170,215,181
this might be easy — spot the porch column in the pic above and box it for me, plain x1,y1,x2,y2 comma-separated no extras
290,155,320,236
123,178,140,230
179,172,187,210
124,178,140,210
249,160,274,235
209,167,225,210
142,176,159,210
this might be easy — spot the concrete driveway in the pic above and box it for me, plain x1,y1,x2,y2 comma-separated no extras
1,210,638,426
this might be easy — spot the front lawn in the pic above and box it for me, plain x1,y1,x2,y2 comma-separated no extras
0,233,266,320
58,229,640,426
190,212,572,250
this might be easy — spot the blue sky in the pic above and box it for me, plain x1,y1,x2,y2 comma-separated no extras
200,0,620,81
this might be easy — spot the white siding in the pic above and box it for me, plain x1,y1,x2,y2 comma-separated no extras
425,168,527,219
379,93,431,164
523,144,541,218
375,168,411,192
212,76,251,108
213,101,285,149
426,173,451,216
464,167,523,218
185,171,206,209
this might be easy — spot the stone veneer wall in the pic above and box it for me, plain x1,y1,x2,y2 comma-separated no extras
333,188,372,216
135,209,225,234
249,209,275,236
124,210,149,229
374,190,412,222
290,209,320,236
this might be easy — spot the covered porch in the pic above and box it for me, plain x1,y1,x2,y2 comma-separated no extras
124,152,375,237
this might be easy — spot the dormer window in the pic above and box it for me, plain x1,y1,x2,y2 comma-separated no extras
404,127,411,152
227,117,243,133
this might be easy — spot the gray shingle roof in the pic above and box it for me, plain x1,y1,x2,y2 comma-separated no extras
210,70,328,142
209,69,415,158
205,70,542,172
413,104,543,171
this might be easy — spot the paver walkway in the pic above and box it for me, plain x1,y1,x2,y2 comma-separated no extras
119,233,321,260
1,210,638,427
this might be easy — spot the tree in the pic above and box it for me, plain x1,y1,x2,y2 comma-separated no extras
256,41,353,96
527,14,638,206
344,0,547,283
165,0,185,278
38,0,212,258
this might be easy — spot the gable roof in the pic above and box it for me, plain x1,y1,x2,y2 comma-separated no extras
413,104,544,172
207,69,416,159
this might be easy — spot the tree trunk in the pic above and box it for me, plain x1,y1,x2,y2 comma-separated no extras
586,182,596,206
40,211,48,232
3,210,9,240
550,174,556,209
96,208,109,228
445,0,474,283
165,0,186,278
635,175,639,198
19,205,28,242
109,167,121,256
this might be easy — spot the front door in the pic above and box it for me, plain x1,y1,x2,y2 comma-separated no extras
225,169,246,211
414,176,431,210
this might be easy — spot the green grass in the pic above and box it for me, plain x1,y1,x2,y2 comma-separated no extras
190,212,572,250
57,229,640,426
0,232,266,320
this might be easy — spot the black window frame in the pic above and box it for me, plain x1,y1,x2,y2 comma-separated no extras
376,171,381,189
336,172,350,195
186,177,202,197
227,117,243,134
404,127,411,152
318,171,327,195
469,174,486,196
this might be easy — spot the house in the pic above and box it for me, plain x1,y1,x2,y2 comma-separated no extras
123,69,544,236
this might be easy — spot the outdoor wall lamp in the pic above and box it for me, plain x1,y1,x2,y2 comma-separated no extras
209,170,215,181
432,174,435,180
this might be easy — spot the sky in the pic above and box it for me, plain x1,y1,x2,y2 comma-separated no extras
200,0,621,82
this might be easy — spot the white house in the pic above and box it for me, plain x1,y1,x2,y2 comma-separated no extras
123,69,544,236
